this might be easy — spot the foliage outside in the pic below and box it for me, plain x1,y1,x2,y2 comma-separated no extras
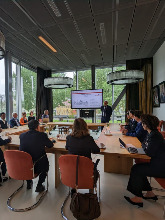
10,66,126,119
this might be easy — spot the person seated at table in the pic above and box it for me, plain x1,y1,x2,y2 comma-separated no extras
20,112,28,126
0,112,8,129
0,128,12,184
10,112,20,128
65,118,100,196
28,111,35,122
120,111,131,132
66,118,100,159
122,110,137,134
123,111,147,143
124,114,165,207
19,120,53,192
42,110,49,119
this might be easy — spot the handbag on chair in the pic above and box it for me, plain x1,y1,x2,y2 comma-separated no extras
70,156,101,220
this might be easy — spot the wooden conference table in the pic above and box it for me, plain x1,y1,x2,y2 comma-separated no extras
46,122,106,132
2,125,29,135
5,124,150,188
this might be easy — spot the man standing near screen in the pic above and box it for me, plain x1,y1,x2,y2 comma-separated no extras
101,101,112,131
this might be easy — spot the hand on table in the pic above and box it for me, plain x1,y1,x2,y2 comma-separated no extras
122,129,128,135
8,136,12,141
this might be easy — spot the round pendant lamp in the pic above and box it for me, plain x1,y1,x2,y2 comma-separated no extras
44,77,73,89
107,70,144,85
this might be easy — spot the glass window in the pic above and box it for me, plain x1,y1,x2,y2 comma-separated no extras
0,59,6,112
52,72,76,122
12,63,17,112
96,66,126,123
96,67,112,123
78,70,92,90
21,67,37,116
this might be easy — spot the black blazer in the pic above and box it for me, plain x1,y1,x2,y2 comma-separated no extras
20,130,53,162
0,138,11,165
129,119,137,132
65,135,100,159
28,116,35,122
0,120,8,129
101,105,112,122
0,137,11,147
9,118,20,128
142,130,165,166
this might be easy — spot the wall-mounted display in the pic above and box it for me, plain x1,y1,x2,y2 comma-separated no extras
159,81,165,103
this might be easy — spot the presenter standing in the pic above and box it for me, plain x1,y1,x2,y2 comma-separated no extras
101,100,112,131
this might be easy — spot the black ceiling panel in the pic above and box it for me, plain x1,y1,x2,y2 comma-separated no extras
0,0,165,72
0,0,37,30
129,1,158,43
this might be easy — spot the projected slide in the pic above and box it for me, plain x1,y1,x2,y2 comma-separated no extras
71,89,103,109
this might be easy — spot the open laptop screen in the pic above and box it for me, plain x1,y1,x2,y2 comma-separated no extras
119,138,126,148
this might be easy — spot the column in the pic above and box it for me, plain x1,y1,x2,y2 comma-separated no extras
76,70,80,118
16,62,22,119
5,52,13,122
91,65,96,123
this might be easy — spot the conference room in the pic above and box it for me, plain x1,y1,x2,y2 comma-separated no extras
0,0,165,220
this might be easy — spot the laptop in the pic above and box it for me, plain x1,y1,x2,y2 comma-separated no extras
42,118,49,123
119,138,146,154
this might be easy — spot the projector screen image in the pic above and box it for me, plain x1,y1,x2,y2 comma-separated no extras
71,89,103,109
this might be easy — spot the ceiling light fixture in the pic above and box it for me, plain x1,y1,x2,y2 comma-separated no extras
100,23,106,45
107,70,144,85
47,0,61,17
38,36,57,52
44,77,73,89
0,31,5,60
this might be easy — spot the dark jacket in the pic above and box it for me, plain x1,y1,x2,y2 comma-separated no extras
19,130,53,172
101,105,112,122
0,137,11,178
65,135,100,159
0,137,11,146
10,118,20,128
129,119,137,132
126,121,147,143
142,130,165,165
28,116,35,122
0,120,8,129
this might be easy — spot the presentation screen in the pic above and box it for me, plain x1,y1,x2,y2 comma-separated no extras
71,89,103,109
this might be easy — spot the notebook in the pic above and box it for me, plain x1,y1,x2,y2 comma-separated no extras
119,138,146,154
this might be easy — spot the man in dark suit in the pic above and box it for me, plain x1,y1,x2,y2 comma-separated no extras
101,101,112,131
0,128,12,184
19,120,53,192
10,112,20,128
0,112,8,129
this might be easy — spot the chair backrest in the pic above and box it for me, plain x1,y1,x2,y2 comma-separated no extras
155,178,165,189
59,155,94,189
4,150,34,180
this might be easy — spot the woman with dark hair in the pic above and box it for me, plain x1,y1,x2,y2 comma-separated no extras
66,118,100,196
66,118,100,159
123,111,147,143
28,111,35,122
124,114,165,207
